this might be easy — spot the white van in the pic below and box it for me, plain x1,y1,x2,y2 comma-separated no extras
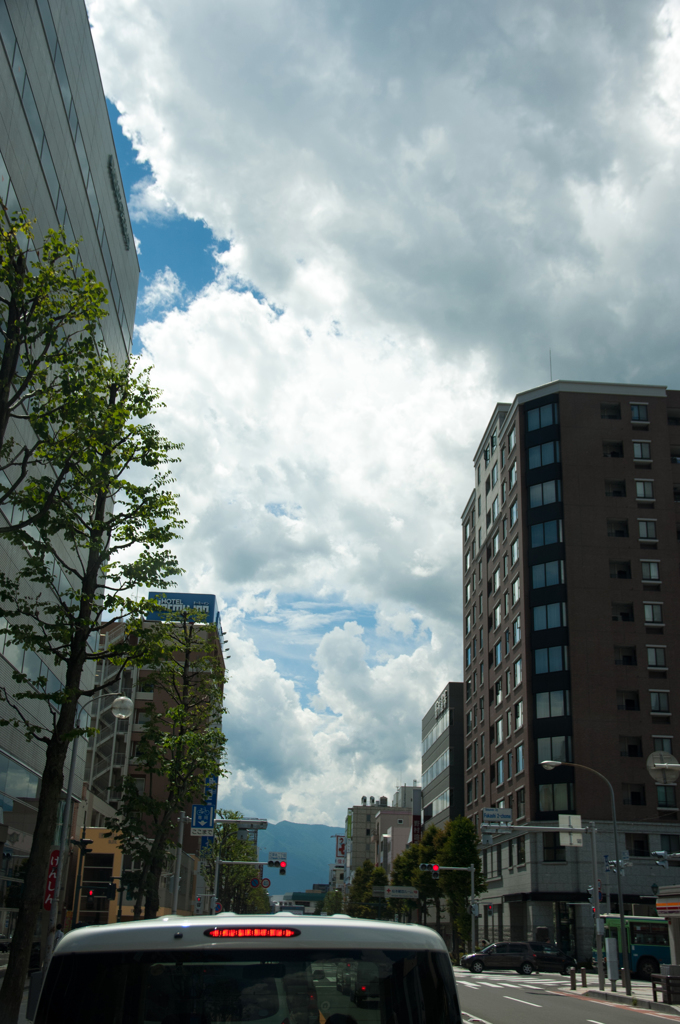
35,912,461,1024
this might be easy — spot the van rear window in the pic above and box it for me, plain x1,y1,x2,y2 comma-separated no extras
37,947,460,1024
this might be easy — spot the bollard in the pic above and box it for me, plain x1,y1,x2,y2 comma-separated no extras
570,967,576,991
581,967,587,987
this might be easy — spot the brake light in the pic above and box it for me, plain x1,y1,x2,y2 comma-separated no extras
205,927,300,938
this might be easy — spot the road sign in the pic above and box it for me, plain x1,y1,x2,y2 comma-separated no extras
262,878,271,889
191,804,215,836
214,902,222,913
269,851,287,859
250,877,260,888
558,813,583,847
372,885,419,899
200,836,214,852
482,808,512,824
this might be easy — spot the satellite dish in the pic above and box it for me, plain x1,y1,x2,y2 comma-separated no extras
646,751,680,784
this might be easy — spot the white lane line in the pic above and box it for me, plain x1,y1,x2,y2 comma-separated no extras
478,981,502,988
586,1019,607,1023
503,995,543,1007
461,1014,496,1024
457,982,480,988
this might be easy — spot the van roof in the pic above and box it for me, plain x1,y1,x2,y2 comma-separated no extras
55,914,447,956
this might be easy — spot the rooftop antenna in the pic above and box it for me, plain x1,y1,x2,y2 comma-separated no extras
549,349,553,381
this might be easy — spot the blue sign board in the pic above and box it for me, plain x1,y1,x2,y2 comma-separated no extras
191,804,215,829
205,775,218,807
147,592,221,634
200,836,213,852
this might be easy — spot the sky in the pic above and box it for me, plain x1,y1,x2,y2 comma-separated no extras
87,0,680,825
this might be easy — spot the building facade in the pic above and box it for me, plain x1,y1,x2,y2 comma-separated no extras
462,381,680,956
421,682,464,829
0,0,138,942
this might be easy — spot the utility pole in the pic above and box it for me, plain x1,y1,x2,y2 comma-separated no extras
172,811,186,914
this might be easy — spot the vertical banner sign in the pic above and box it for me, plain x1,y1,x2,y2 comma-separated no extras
43,848,60,911
335,836,346,866
204,775,218,808
412,817,422,844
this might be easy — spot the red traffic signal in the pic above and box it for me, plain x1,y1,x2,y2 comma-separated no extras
418,863,439,875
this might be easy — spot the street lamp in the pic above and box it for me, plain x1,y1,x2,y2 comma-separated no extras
541,759,632,995
43,691,133,971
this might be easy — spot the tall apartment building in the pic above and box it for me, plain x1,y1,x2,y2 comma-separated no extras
421,682,464,829
462,382,680,956
0,0,138,940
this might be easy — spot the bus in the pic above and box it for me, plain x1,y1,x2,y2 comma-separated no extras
592,915,670,980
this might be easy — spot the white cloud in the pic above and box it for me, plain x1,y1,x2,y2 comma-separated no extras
86,0,680,820
140,267,185,312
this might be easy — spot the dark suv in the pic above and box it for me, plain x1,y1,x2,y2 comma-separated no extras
461,941,575,974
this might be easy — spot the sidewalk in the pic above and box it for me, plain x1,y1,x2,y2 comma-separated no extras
554,973,680,1016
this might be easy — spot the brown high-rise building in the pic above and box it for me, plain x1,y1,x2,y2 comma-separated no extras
462,382,680,956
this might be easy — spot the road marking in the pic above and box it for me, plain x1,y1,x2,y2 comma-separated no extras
478,981,502,988
503,995,542,1007
587,1019,607,1023
461,1014,496,1024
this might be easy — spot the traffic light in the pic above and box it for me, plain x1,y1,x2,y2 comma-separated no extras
86,889,95,910
268,859,287,875
105,882,117,900
418,863,439,876
279,861,286,876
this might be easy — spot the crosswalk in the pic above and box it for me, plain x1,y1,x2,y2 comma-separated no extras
453,968,568,992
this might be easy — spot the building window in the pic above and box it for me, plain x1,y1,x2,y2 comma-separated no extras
620,735,643,757
605,479,626,497
481,771,486,797
514,657,522,688
510,538,519,566
466,711,472,735
480,627,484,650
532,560,564,588
492,531,499,556
467,747,473,771
512,615,521,645
536,689,570,718
648,647,667,668
531,519,563,547
657,786,677,808
639,519,657,540
508,425,516,451
466,645,472,667
651,691,670,713
654,737,673,753
481,733,486,758
514,699,524,729
528,440,560,469
467,781,473,805
539,782,574,812
422,749,450,787
506,708,512,737
659,834,680,852
622,783,646,806
636,480,654,500
510,579,520,608
607,519,629,537
497,757,504,785
641,560,661,581
495,718,503,745
527,403,558,431
492,496,499,521
516,792,526,824
614,645,637,666
516,743,524,772
474,776,478,799
474,739,478,762
495,679,502,706
464,520,470,541
535,646,567,674
431,789,450,815
633,441,652,460
492,604,501,630
480,696,485,722
493,568,500,592
530,479,562,508
492,462,498,487
610,560,632,580
537,735,571,763
543,832,566,862
507,749,513,779
505,669,512,696
533,601,566,630
601,402,621,419
494,641,502,667
631,403,649,422
466,613,471,635
509,462,517,488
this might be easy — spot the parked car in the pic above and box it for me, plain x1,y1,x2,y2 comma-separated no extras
461,940,575,975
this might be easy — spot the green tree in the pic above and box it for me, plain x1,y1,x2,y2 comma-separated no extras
438,817,485,953
0,352,183,1023
107,612,228,918
346,860,375,918
200,811,270,915
0,211,108,533
321,888,344,915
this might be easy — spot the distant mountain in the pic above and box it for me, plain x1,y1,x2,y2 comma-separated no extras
258,820,343,897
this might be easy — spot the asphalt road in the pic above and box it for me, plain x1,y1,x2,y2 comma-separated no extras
454,969,672,1024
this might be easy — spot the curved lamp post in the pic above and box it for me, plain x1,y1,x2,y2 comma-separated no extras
541,759,632,995
42,692,133,971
